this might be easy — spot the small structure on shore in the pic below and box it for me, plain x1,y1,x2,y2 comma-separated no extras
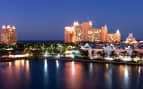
104,45,113,57
124,33,138,44
126,46,133,56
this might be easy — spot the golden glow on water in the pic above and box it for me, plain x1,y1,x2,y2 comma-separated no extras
21,60,25,66
0,60,143,89
14,60,30,75
105,64,109,69
118,65,130,89
64,61,84,89
72,61,75,75
0,59,31,89
9,62,12,68
26,60,30,72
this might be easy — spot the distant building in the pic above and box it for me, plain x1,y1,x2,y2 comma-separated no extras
65,21,121,43
1,25,17,44
124,33,137,44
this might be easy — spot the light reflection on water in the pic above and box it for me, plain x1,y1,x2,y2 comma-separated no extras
44,59,48,88
44,59,48,73
0,60,30,89
56,60,59,69
0,60,143,89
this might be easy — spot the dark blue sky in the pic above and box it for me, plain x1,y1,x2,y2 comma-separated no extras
0,0,143,40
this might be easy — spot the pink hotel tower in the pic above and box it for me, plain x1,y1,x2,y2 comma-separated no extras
1,25,17,44
65,21,121,43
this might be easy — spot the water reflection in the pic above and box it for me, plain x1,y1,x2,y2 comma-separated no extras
44,59,48,88
124,66,129,80
26,60,30,72
9,62,12,68
0,60,143,89
89,63,93,73
104,64,112,89
124,66,129,89
118,65,130,89
64,61,84,89
44,59,48,73
137,66,142,89
0,59,30,89
109,66,112,89
138,66,141,73
72,61,75,75
56,60,59,69
105,64,109,69
89,63,93,80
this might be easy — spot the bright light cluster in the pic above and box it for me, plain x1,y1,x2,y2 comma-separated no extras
65,26,74,32
2,25,16,29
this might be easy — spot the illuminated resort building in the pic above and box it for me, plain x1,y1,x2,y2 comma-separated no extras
65,21,121,43
124,33,137,44
1,25,17,44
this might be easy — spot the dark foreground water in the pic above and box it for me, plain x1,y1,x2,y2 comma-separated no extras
0,60,143,89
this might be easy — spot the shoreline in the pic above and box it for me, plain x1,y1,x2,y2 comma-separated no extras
1,57,143,66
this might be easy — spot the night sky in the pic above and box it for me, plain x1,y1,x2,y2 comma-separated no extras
0,0,143,41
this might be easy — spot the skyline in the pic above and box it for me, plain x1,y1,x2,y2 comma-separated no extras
0,0,143,40
64,21,121,43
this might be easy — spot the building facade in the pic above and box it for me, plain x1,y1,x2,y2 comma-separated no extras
107,29,121,43
65,21,121,43
1,25,17,44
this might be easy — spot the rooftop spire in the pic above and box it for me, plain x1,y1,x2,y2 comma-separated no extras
2,25,6,29
128,33,134,38
73,21,79,26
116,29,120,34
89,21,93,26
7,25,11,29
12,26,16,29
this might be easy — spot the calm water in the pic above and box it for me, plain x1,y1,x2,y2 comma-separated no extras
0,60,143,89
